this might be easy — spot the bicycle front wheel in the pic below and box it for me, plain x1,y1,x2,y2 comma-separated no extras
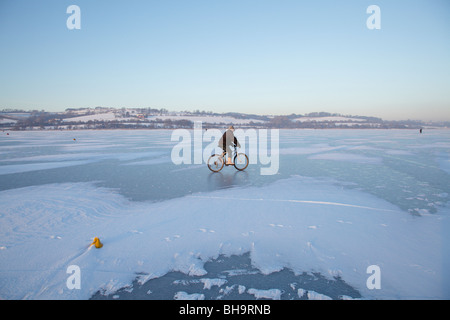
234,153,249,171
207,154,224,172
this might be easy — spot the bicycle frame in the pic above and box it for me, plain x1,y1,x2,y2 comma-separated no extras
207,146,249,172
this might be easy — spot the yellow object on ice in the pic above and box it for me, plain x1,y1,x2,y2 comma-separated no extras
91,237,103,249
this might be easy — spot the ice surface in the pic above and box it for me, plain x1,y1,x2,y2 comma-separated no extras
92,252,360,300
0,129,449,300
306,290,333,300
0,160,96,175
174,291,205,300
308,153,382,164
247,288,282,300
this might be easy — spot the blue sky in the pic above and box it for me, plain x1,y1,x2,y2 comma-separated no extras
0,0,449,121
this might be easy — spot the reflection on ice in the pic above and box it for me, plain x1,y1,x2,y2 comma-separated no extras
207,171,250,190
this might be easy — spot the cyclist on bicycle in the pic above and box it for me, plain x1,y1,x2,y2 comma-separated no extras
219,125,241,165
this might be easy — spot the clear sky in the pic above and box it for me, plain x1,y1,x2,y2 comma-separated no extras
0,0,449,121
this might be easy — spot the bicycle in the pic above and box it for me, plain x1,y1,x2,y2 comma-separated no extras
207,146,249,172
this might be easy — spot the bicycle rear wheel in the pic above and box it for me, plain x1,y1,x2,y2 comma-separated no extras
207,154,224,172
234,153,249,171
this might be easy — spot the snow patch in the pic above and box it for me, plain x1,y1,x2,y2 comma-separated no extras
247,288,282,300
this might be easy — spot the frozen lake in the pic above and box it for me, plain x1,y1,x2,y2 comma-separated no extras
0,129,449,299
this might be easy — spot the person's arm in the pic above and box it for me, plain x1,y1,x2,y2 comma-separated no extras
234,136,241,148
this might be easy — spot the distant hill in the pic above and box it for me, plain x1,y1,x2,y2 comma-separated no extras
1,108,449,130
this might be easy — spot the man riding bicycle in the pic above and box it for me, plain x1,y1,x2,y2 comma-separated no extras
218,125,241,165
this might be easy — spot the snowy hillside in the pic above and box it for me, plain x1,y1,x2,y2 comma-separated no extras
293,116,367,122
62,112,117,123
147,114,265,125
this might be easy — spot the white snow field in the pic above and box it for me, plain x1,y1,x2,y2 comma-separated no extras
0,129,449,300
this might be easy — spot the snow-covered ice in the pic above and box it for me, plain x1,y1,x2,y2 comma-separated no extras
0,129,449,300
247,288,282,300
